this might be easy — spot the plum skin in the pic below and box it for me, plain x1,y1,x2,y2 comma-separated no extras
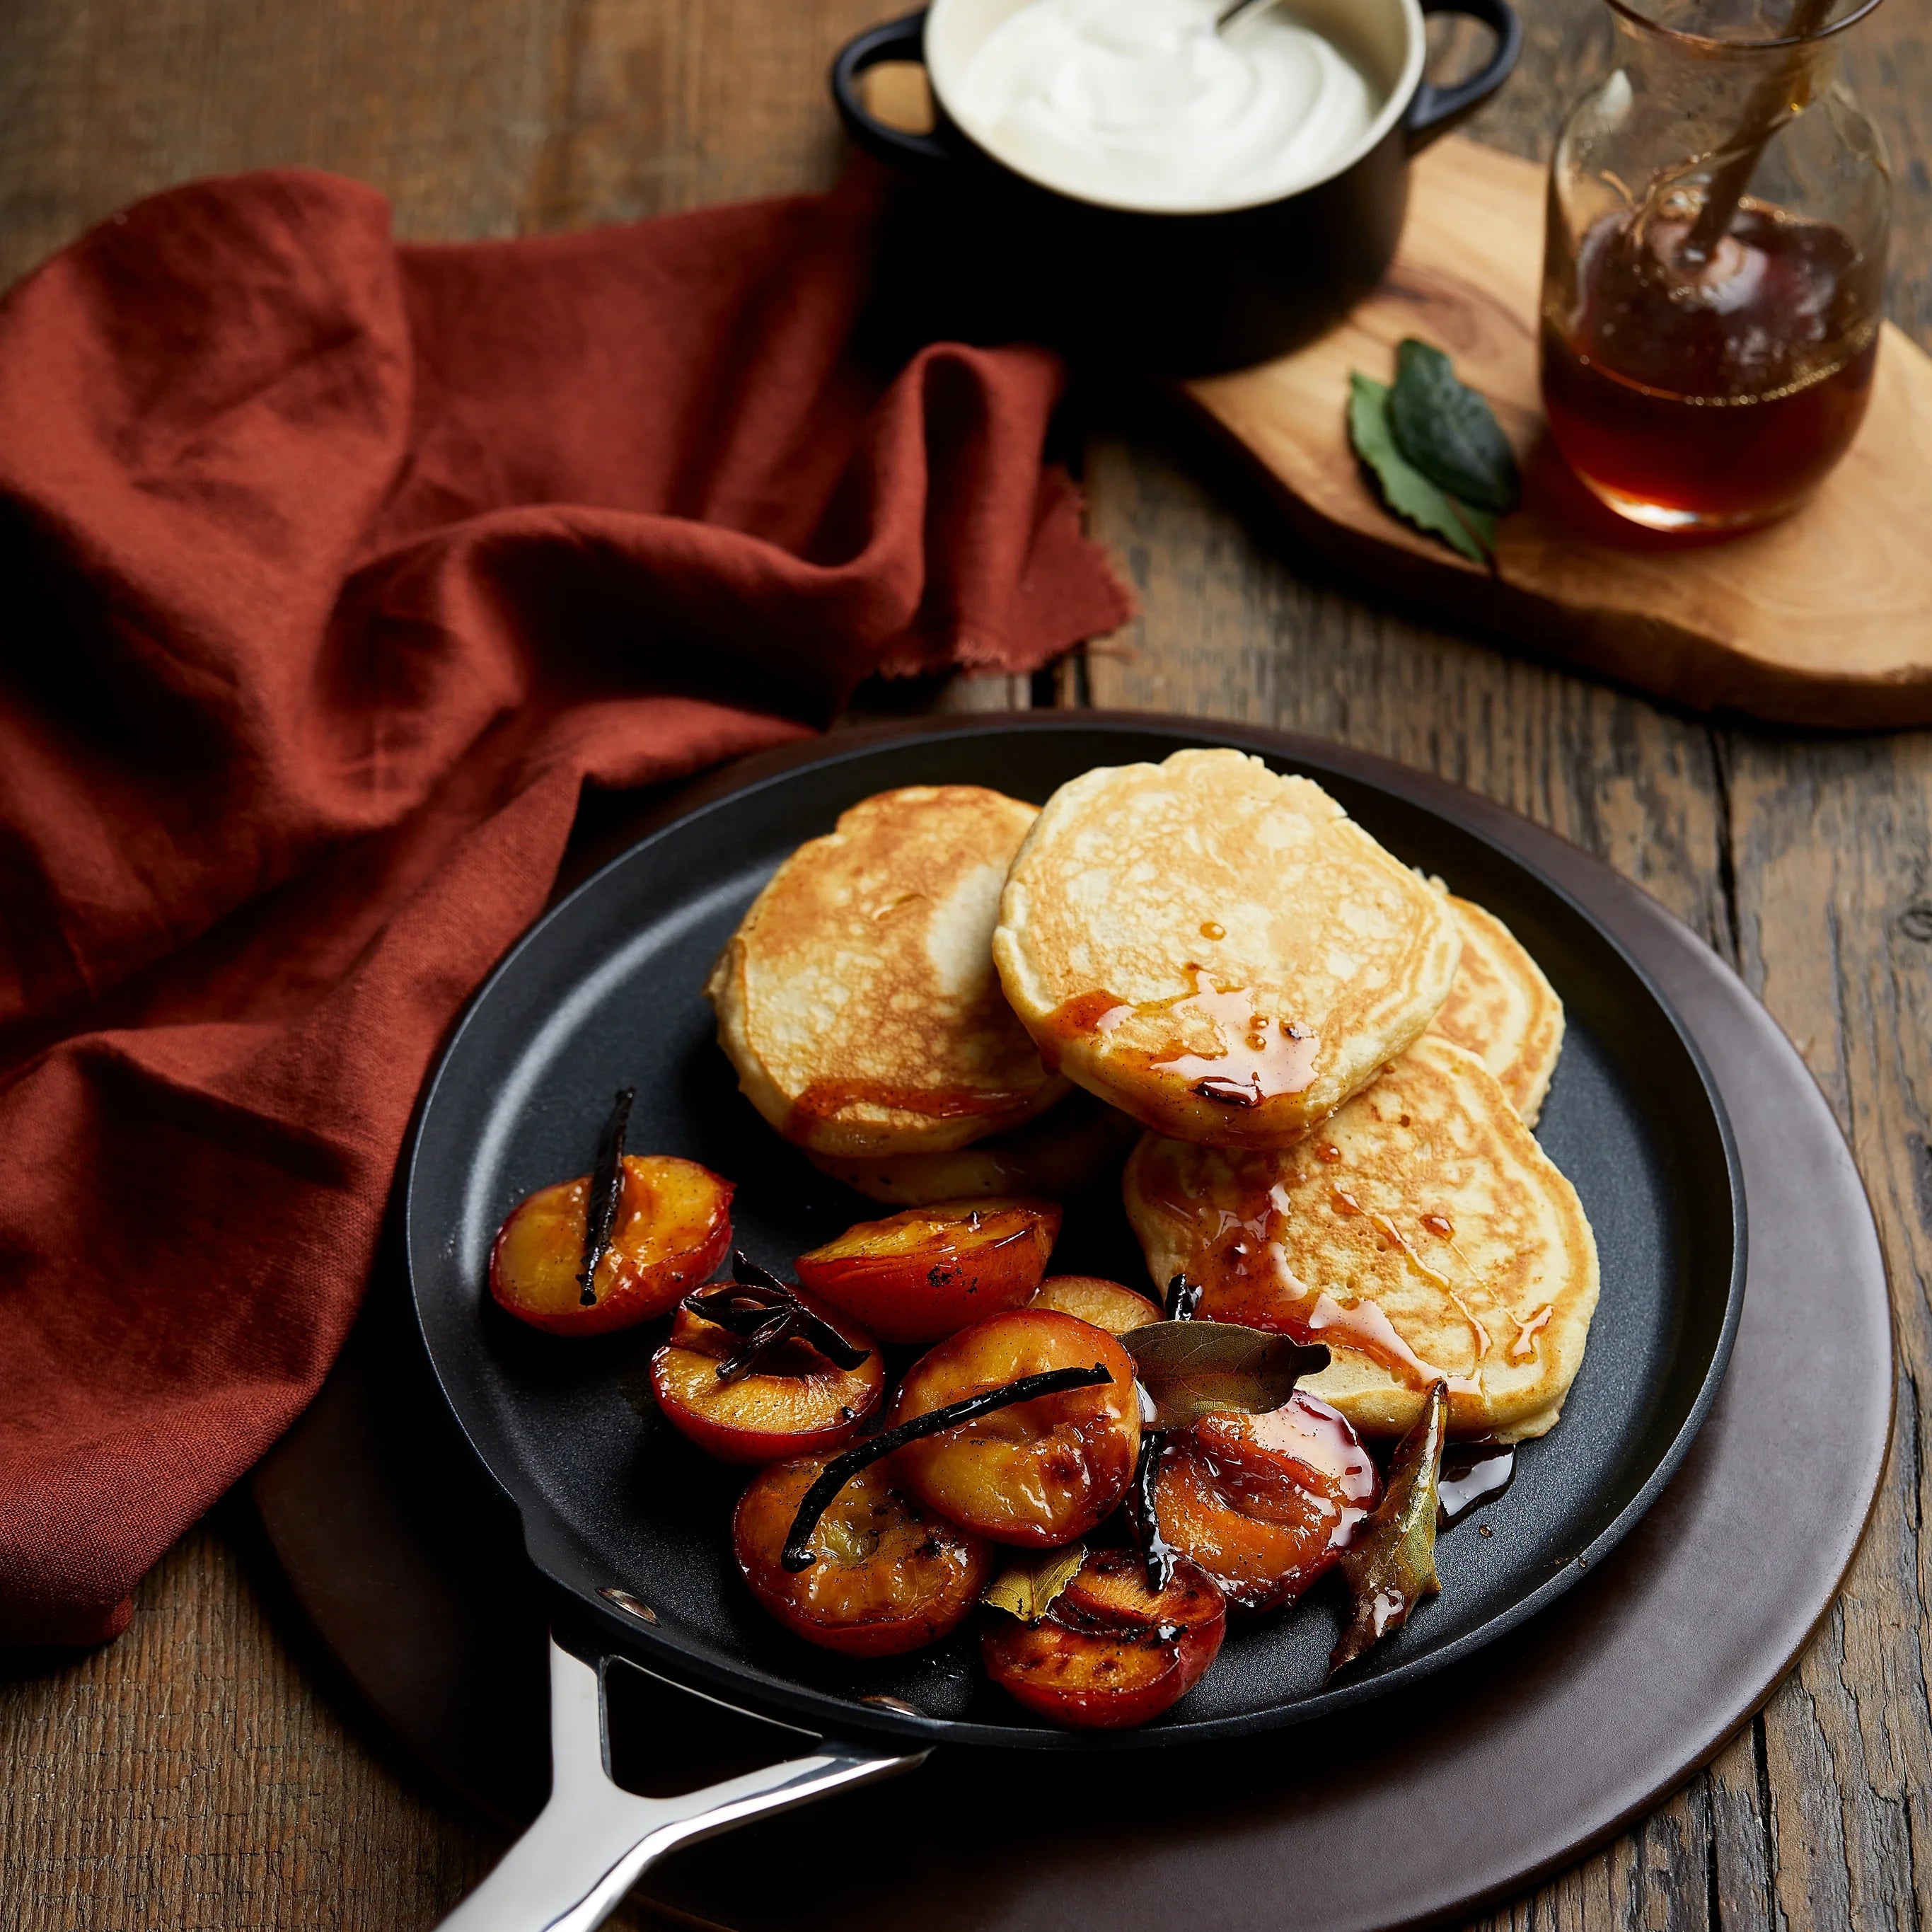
490,1154,733,1336
733,1453,993,1658
794,1198,1060,1344
887,1309,1141,1548
981,1549,1227,1728
1153,1392,1380,1612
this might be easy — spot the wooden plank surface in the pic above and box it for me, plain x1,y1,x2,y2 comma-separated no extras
1182,137,1932,726
2,0,1930,1928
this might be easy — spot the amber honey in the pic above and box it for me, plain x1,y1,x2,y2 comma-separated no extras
1541,201,1880,531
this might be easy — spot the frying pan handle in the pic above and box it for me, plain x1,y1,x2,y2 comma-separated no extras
434,1629,927,1932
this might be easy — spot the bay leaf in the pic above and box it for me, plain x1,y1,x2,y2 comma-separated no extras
1387,338,1522,516
981,1544,1087,1623
1347,374,1496,567
1121,1321,1331,1430
1329,1377,1450,1674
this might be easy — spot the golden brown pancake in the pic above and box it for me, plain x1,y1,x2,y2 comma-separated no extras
1123,1034,1599,1442
708,786,1067,1157
806,1089,1140,1205
1429,893,1565,1126
993,749,1461,1147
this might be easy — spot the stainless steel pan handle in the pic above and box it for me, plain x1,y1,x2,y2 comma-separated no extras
435,1628,927,1932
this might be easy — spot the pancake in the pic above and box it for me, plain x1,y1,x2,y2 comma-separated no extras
993,749,1462,1147
708,786,1068,1157
1123,1034,1599,1442
806,1089,1140,1206
1429,891,1565,1126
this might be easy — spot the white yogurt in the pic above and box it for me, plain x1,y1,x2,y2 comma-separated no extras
950,0,1379,213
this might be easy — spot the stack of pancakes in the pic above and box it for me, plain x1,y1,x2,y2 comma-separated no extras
710,751,1597,1444
707,785,1140,1203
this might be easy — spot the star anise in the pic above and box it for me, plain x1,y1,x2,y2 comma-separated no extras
683,1253,869,1383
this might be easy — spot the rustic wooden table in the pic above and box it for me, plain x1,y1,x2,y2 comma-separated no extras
4,1,1929,1927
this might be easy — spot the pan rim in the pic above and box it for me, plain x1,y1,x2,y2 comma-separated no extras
402,712,1747,1752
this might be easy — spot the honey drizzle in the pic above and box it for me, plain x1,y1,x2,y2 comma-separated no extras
1141,1146,1484,1396
1330,1188,1491,1360
1445,1290,1493,1362
1370,1213,1492,1360
1043,966,1319,1108
1509,1304,1554,1364
786,1080,1034,1130
1300,1290,1479,1394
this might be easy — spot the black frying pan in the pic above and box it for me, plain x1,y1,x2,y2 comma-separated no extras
406,715,1745,1929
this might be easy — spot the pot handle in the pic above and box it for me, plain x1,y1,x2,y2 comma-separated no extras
434,1627,927,1932
831,9,955,176
1405,0,1522,153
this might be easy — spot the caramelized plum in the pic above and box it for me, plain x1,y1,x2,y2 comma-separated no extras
1029,1275,1162,1337
889,1310,1140,1546
1153,1392,1379,1612
981,1547,1226,1728
794,1198,1060,1343
490,1155,732,1336
733,1453,993,1657
650,1292,882,1465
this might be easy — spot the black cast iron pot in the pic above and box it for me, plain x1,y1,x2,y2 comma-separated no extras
832,0,1520,374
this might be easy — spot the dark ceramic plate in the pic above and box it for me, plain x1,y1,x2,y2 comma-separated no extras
403,715,1745,1752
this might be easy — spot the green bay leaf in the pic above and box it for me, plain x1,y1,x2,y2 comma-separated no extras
981,1544,1087,1622
1121,1320,1331,1430
1347,374,1496,567
1329,1378,1449,1675
1387,338,1521,515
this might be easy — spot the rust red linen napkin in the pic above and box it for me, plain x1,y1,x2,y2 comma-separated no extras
0,164,1130,1645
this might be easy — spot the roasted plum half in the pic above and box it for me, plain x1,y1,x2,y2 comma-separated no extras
490,1154,733,1336
1029,1274,1162,1337
733,1453,993,1657
1153,1391,1379,1612
889,1310,1140,1546
794,1198,1060,1344
982,1547,1227,1729
650,1292,882,1464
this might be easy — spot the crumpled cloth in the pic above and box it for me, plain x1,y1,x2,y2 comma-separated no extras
0,162,1130,1645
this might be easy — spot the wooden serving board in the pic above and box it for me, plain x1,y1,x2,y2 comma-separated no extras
1183,137,1932,728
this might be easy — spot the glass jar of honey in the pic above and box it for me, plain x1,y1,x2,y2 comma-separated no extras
1540,0,1890,532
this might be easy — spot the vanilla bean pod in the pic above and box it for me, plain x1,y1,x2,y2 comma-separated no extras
576,1087,635,1307
782,1365,1113,1571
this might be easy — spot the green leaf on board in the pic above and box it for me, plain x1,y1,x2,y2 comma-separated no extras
1347,374,1496,566
1387,338,1522,515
